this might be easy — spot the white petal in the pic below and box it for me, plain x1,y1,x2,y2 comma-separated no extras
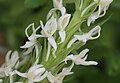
59,7,66,16
58,14,71,31
0,68,5,77
23,46,34,55
34,71,48,82
47,8,57,20
25,23,34,38
64,54,74,63
28,34,36,41
99,6,106,17
82,54,88,61
5,50,12,63
44,17,57,36
75,60,98,66
40,21,50,37
74,35,88,43
34,68,45,76
15,70,27,78
81,1,97,17
47,7,66,20
47,72,55,83
58,31,66,44
35,45,39,57
77,49,89,58
89,25,101,40
20,41,35,48
67,38,77,48
62,62,74,74
87,11,99,26
10,51,19,67
28,65,43,73
48,37,57,51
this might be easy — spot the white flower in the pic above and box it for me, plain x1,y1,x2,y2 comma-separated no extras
67,25,101,48
20,23,40,56
47,64,73,83
87,0,113,26
47,0,66,20
15,65,48,83
47,7,66,20
87,11,99,27
98,0,113,16
40,17,57,51
58,14,71,44
0,51,19,83
65,49,98,66
36,17,57,61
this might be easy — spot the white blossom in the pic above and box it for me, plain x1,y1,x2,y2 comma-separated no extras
65,49,98,66
47,0,66,20
20,23,40,56
67,25,101,48
39,17,57,51
58,14,71,44
0,51,19,83
47,63,74,83
15,65,48,83
87,0,113,26
36,17,57,61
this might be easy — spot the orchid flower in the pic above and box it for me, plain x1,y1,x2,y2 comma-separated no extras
37,17,57,61
87,0,113,26
20,23,40,57
47,63,74,83
47,0,66,20
58,14,71,44
40,17,57,51
65,49,98,66
0,51,19,83
15,65,48,83
67,25,101,48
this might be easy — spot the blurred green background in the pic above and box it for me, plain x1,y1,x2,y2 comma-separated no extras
0,0,120,83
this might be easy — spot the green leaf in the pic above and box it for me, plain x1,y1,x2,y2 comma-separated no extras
25,0,47,8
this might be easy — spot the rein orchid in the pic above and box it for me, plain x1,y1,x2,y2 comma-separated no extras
0,0,113,83
87,0,113,26
20,23,40,56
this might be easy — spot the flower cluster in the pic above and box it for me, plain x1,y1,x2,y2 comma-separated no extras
0,0,113,83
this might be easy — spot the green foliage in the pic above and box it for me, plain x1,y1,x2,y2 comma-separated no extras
25,0,47,8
